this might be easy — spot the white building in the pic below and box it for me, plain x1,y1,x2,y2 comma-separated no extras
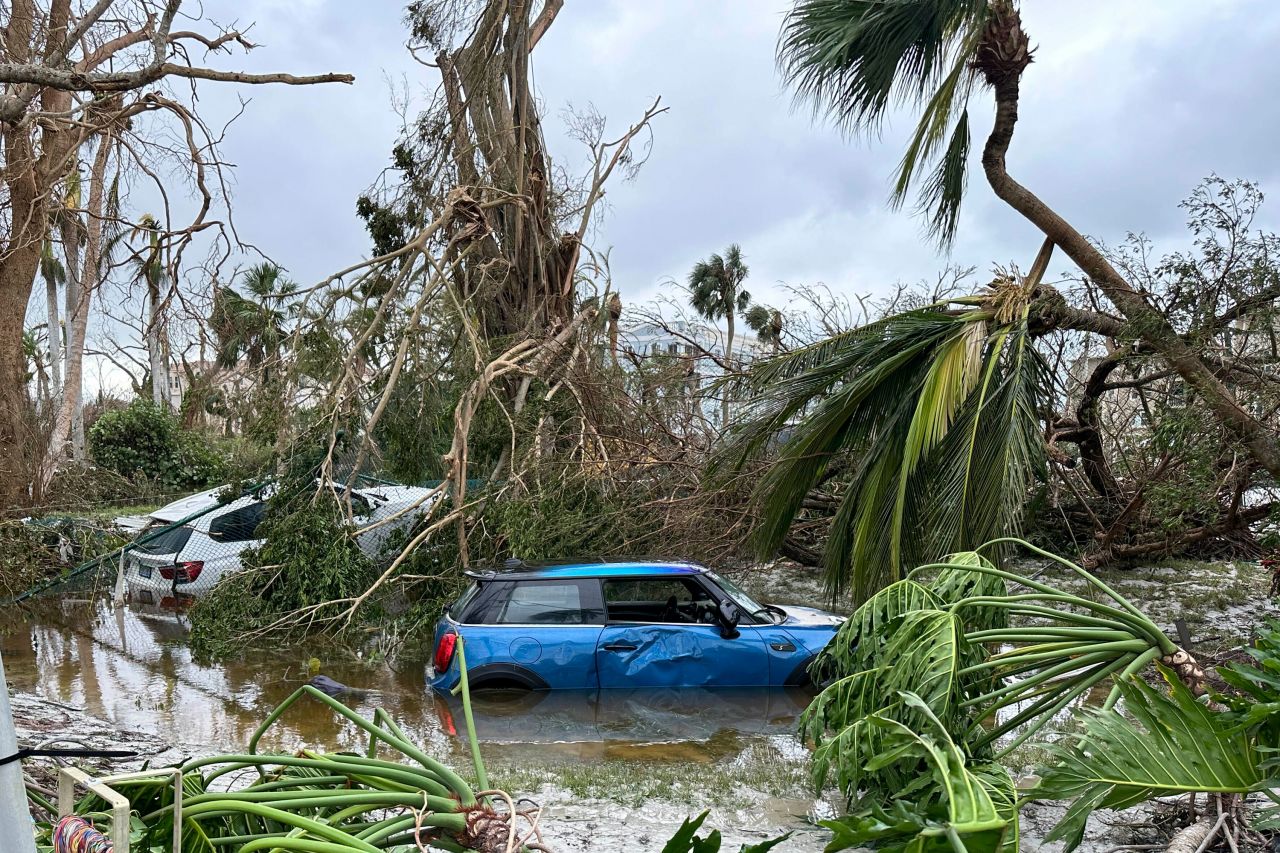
617,320,771,426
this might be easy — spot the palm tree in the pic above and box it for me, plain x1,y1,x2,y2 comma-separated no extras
210,262,296,383
743,303,783,354
720,241,1053,602
778,0,1280,483
688,244,751,426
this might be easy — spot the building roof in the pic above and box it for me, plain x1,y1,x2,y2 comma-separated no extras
465,558,707,581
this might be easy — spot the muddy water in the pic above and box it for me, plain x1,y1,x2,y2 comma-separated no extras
2,598,834,850
5,558,1275,852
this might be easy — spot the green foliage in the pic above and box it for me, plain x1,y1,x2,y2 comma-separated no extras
488,474,660,561
88,400,225,489
820,695,1013,853
801,541,1179,853
1215,619,1280,750
189,488,376,659
1036,670,1266,851
661,810,791,853
720,303,1047,602
689,244,751,323
0,518,119,600
375,368,508,485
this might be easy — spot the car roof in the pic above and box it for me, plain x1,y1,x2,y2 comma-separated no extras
465,558,708,581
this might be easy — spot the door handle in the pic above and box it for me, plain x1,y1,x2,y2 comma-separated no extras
602,642,638,652
769,641,797,653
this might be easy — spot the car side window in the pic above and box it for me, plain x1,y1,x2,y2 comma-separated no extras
208,502,267,543
603,577,712,624
494,581,604,625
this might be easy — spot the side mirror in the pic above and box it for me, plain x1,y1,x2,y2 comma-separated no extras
717,600,741,639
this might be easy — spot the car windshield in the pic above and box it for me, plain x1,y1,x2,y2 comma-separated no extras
706,570,774,621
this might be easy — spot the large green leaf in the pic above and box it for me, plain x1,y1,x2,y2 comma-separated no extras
805,610,975,797
926,550,1008,632
811,578,942,681
821,693,1011,853
1215,618,1280,742
660,810,792,853
1037,669,1266,852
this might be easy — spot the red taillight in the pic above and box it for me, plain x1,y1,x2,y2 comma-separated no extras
159,561,204,583
433,632,457,673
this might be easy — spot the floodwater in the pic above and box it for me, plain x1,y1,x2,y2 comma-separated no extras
2,598,834,850
5,557,1275,851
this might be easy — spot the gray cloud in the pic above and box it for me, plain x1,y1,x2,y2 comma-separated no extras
193,0,1280,312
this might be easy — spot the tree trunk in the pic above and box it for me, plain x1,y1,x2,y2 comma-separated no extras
1164,814,1217,853
147,275,170,409
0,134,44,508
44,135,112,488
59,214,84,459
980,70,1280,481
44,261,62,397
723,309,735,428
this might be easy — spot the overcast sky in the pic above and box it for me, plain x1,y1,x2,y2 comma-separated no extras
183,0,1280,315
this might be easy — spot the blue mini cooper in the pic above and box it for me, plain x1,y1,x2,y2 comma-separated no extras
428,559,846,691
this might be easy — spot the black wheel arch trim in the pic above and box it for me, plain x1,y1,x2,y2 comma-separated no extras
465,663,550,690
784,655,818,688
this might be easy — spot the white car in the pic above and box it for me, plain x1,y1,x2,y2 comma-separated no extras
123,482,439,607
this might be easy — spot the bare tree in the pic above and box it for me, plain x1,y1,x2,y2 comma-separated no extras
0,0,353,506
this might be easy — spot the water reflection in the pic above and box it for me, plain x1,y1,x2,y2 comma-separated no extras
2,600,813,763
442,686,814,745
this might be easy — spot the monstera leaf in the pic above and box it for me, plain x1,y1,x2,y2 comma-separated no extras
661,811,791,853
926,550,1009,632
810,579,941,682
1036,668,1265,852
821,693,1012,853
803,609,980,797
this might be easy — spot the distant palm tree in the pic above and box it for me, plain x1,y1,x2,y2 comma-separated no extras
210,262,297,384
743,303,783,354
688,244,751,425
720,242,1054,602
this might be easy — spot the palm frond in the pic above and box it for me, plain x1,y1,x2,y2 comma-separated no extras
724,302,1046,602
779,0,988,244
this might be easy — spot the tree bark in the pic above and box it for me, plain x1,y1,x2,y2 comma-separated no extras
59,209,84,458
43,134,111,489
146,272,171,409
43,253,62,396
980,71,1280,480
723,308,735,428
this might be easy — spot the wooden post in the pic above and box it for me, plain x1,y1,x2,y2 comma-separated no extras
0,647,38,853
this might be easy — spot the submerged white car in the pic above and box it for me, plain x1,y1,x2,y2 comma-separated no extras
122,483,438,607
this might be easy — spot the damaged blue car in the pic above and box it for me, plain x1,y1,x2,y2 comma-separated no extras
428,559,846,692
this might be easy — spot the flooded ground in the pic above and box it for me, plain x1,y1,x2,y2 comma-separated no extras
4,556,1276,851
2,594,836,850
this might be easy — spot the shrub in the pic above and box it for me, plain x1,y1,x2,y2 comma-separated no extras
88,400,225,490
